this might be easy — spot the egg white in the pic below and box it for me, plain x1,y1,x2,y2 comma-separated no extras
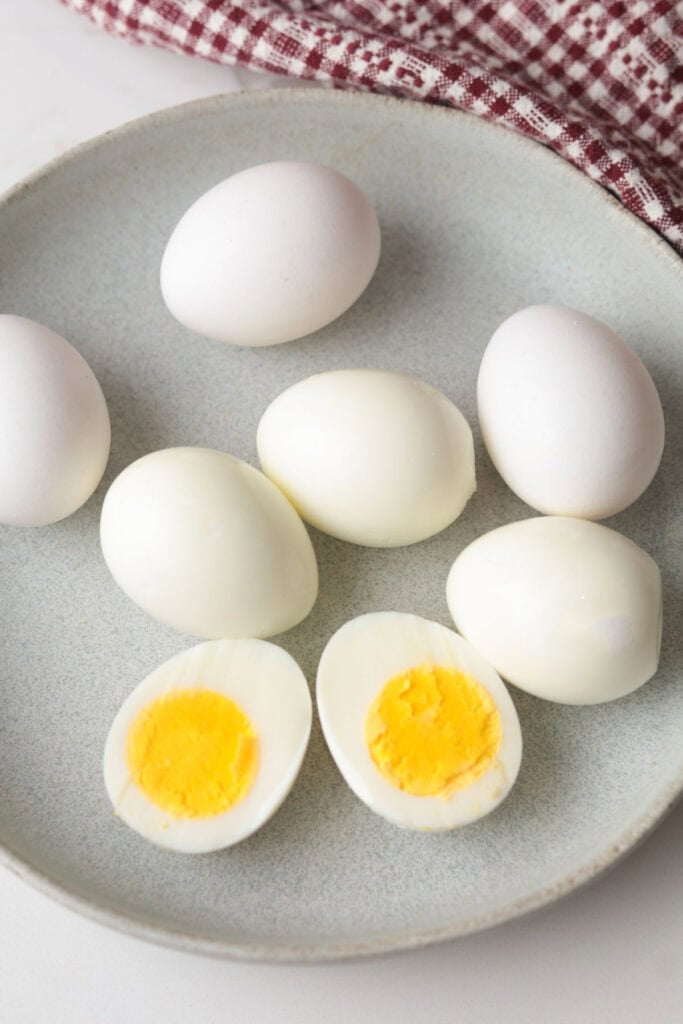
316,612,522,830
257,369,476,548
447,516,662,704
104,639,312,853
100,447,318,640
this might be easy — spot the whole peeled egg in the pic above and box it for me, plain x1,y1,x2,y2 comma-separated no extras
257,369,475,547
100,447,318,639
104,638,312,852
477,305,665,519
317,612,522,830
0,314,110,526
160,161,381,347
446,516,662,705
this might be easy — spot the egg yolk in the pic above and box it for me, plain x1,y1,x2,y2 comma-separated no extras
126,689,258,818
365,664,501,797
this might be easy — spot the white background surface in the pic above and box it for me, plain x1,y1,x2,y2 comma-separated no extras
0,2,681,1021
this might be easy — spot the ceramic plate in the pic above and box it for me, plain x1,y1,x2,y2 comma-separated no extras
0,90,680,962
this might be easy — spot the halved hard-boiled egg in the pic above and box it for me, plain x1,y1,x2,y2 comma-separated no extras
104,639,311,853
316,613,522,830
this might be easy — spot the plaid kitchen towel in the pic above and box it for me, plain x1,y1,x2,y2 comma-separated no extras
61,1,682,252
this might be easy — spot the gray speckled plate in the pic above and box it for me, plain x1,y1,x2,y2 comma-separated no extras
0,90,681,962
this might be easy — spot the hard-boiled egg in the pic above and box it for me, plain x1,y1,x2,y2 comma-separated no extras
100,447,318,639
257,369,475,547
161,161,381,347
104,639,312,853
477,305,665,519
0,315,110,526
316,612,522,830
447,517,662,704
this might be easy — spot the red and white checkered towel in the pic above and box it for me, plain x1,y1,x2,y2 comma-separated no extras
62,1,682,253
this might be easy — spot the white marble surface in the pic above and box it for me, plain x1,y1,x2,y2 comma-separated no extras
0,2,681,1021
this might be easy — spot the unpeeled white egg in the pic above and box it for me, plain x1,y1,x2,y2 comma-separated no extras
477,305,665,519
104,639,312,853
446,516,662,705
317,612,522,830
0,315,110,526
160,161,381,347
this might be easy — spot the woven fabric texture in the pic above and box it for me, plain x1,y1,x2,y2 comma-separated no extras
61,0,683,251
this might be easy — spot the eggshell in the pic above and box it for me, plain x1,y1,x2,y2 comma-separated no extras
100,447,318,639
160,161,381,347
257,369,475,547
446,516,662,705
477,305,665,519
0,315,110,526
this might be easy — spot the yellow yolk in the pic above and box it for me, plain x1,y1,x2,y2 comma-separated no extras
126,689,258,818
365,664,501,797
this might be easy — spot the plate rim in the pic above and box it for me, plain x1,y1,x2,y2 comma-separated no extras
0,87,681,963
